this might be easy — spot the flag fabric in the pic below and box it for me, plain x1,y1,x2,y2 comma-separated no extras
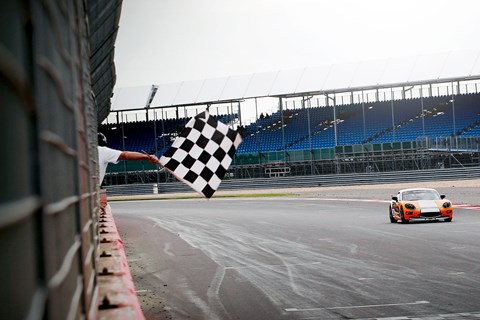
159,111,242,198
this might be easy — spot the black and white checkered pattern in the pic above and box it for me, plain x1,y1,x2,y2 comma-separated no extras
160,111,242,198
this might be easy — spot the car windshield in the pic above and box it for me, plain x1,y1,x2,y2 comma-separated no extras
402,190,440,201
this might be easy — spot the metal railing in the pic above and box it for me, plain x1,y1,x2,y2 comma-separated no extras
105,167,480,196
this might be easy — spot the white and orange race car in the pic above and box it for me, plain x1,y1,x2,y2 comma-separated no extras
389,188,453,223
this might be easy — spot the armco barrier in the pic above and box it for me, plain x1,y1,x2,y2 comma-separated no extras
105,167,480,196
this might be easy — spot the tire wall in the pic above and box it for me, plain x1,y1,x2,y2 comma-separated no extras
0,1,120,319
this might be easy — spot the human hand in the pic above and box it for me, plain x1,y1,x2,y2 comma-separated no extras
141,150,160,164
148,154,160,164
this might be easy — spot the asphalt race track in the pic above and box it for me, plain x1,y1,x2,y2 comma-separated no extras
113,197,480,320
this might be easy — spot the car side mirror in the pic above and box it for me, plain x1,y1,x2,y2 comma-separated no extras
392,196,398,201
440,195,446,199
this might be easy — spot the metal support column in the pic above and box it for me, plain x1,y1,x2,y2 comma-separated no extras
362,91,366,142
238,101,242,126
391,89,395,141
254,98,261,164
333,95,338,146
229,102,233,129
305,97,313,152
451,82,457,135
306,97,314,175
153,110,159,186
161,109,167,182
121,113,127,183
421,91,425,137
279,97,286,162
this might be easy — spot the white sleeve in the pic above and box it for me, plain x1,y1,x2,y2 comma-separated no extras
99,146,122,164
98,146,123,184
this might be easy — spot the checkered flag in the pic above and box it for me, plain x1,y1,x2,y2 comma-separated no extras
160,111,242,198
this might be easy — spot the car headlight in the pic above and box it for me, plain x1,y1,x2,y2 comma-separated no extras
405,203,416,210
442,202,451,208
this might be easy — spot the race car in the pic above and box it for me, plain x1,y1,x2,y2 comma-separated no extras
389,188,453,223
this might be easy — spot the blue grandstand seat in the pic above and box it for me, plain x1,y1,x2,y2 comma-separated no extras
101,94,480,158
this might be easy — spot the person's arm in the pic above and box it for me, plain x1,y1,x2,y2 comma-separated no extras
118,151,159,164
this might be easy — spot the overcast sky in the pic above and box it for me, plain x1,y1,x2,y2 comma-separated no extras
114,0,480,89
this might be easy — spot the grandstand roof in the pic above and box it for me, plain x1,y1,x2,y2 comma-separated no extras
112,49,480,111
90,0,122,123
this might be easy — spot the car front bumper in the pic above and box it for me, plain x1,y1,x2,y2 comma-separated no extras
408,216,451,222
404,209,453,221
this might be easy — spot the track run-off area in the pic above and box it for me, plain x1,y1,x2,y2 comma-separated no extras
113,186,480,320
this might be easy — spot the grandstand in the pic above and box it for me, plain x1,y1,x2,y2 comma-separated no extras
101,52,480,185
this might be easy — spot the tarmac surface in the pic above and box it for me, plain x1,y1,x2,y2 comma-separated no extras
113,179,480,319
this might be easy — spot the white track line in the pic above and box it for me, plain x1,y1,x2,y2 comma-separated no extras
285,300,430,312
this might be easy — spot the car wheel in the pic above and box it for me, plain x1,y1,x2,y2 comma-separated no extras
389,205,396,223
400,207,409,224
445,217,452,222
